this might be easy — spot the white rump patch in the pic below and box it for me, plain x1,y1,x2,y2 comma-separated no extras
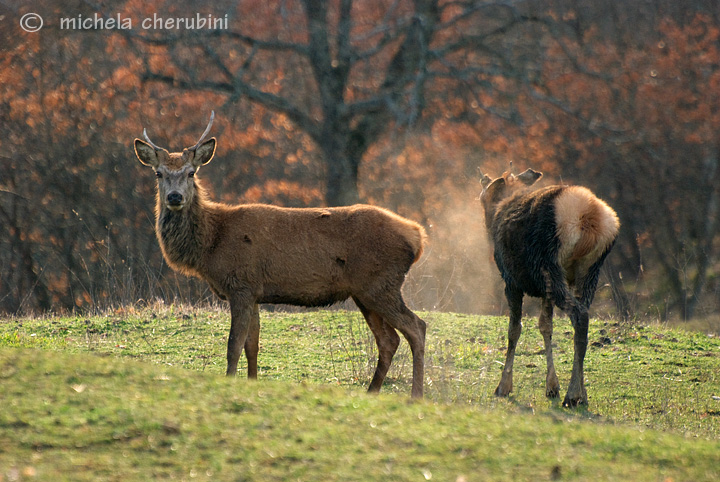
554,186,620,278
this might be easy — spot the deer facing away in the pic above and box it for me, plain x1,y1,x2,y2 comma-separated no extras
134,113,427,398
480,169,619,407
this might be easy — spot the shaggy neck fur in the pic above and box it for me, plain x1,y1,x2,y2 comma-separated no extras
485,186,564,239
155,180,213,275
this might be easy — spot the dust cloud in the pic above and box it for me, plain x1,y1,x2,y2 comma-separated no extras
402,189,507,315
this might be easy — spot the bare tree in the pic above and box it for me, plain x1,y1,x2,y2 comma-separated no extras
134,0,544,206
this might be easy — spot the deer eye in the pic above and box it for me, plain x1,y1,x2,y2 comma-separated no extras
155,171,163,179
188,170,195,178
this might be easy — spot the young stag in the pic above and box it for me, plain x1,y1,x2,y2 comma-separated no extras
134,112,427,398
480,169,619,407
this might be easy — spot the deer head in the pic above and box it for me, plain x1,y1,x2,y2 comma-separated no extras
479,168,542,227
134,111,216,211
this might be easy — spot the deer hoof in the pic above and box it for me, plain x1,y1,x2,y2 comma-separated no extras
494,382,512,397
562,395,588,408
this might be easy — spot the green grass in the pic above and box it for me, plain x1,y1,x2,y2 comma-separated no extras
1,305,719,480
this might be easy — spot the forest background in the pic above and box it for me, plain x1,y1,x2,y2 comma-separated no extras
2,0,719,323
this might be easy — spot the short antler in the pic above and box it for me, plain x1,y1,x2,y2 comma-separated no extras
477,167,493,190
142,111,214,152
142,128,165,151
190,110,215,151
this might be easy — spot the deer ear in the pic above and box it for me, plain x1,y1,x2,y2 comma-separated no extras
192,138,216,167
516,168,542,186
134,139,160,168
482,177,507,203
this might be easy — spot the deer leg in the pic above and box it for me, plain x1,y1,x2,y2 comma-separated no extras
538,297,560,399
356,301,401,394
226,294,254,377
563,307,589,407
244,303,260,379
398,307,426,399
543,268,590,407
561,266,603,406
495,287,523,397
362,294,425,399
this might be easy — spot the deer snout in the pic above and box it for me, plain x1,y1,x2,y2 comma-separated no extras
166,191,184,208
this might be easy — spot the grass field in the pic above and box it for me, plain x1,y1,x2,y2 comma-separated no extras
1,305,719,480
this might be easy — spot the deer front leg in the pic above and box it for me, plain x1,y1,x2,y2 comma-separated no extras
244,303,260,379
538,297,560,399
563,308,589,407
495,287,523,397
226,294,254,377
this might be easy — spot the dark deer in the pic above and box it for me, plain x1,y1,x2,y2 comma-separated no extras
480,168,619,407
133,112,427,397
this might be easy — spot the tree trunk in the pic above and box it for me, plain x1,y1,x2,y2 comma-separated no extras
325,160,360,206
321,136,360,206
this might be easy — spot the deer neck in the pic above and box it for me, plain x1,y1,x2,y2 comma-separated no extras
483,199,502,237
156,182,210,272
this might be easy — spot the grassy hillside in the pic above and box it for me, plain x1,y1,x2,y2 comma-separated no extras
1,306,719,480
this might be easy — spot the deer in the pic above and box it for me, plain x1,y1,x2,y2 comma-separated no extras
133,112,427,398
479,168,619,407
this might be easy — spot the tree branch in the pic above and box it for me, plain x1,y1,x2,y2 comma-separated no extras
142,72,322,141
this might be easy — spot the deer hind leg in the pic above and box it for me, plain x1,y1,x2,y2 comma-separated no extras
394,306,426,399
495,287,523,397
541,267,590,407
355,299,401,394
562,265,603,407
244,303,260,379
538,297,560,399
563,307,589,407
358,293,426,399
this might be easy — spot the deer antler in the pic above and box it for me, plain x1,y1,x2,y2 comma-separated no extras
190,110,215,151
142,128,165,151
142,111,214,152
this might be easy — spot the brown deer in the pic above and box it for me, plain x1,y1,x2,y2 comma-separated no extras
480,168,619,407
134,112,427,398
